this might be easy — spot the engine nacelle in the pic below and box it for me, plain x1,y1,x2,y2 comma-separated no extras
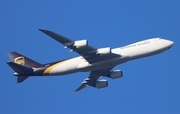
108,70,123,79
94,80,108,89
97,47,111,55
74,40,88,48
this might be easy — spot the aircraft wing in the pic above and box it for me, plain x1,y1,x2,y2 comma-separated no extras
39,29,96,54
75,67,115,92
39,29,120,63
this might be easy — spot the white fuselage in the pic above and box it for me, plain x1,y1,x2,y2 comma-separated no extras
43,38,174,76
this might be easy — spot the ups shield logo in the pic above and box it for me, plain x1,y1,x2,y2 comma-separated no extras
14,56,25,65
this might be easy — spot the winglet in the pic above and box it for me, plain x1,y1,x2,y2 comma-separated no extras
74,83,88,92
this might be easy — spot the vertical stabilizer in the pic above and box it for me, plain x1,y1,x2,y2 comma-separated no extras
7,52,42,83
7,52,42,67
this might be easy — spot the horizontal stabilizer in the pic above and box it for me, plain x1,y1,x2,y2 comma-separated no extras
7,62,33,83
17,76,30,83
6,62,33,75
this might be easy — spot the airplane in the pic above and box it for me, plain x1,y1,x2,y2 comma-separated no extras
6,29,174,92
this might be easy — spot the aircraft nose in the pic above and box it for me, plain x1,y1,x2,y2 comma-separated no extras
167,40,174,46
164,39,174,49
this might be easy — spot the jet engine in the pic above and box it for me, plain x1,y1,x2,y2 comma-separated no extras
93,80,108,89
97,47,111,55
74,40,88,48
107,70,123,79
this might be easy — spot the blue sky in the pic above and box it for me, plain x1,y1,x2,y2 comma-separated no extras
1,0,180,113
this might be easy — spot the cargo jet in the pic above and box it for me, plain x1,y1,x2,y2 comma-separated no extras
6,29,174,92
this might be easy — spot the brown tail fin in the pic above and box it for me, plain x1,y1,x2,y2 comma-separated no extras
7,52,42,67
